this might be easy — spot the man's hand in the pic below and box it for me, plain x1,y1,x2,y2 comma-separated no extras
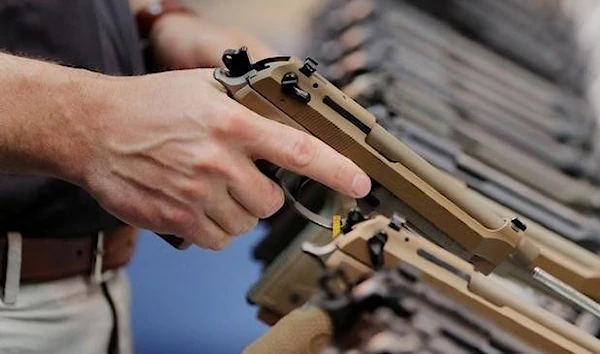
74,69,370,250
148,13,276,70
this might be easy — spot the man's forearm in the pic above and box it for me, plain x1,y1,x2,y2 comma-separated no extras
0,53,104,181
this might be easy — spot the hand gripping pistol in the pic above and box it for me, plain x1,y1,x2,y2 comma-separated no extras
210,47,600,309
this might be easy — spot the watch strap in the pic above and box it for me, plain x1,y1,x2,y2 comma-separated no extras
135,0,195,40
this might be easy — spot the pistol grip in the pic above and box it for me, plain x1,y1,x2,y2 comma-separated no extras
157,233,192,249
243,307,332,354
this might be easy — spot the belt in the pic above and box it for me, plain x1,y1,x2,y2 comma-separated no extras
0,225,137,285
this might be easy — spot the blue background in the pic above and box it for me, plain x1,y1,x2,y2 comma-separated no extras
126,225,270,354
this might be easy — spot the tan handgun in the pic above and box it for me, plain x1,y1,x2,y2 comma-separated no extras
244,214,600,354
212,48,600,304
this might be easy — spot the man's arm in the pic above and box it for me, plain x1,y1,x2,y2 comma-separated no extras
128,0,276,69
0,53,101,180
0,53,370,249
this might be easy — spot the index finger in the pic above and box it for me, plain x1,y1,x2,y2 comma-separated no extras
244,110,372,199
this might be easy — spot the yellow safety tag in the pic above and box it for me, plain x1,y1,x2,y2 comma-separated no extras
332,215,341,238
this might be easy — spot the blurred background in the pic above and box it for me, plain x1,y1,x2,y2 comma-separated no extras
126,0,600,353
128,227,268,354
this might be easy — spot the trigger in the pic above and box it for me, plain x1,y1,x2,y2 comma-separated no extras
275,168,335,229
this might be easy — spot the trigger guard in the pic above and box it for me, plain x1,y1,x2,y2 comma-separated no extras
275,168,351,230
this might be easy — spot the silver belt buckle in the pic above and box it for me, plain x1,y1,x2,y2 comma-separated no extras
90,232,112,284
1,232,22,305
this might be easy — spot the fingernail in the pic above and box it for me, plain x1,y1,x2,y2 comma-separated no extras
352,173,371,197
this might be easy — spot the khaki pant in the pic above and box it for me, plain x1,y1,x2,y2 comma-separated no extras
0,269,132,354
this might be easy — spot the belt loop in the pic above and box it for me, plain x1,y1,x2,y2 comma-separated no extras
2,232,22,305
90,231,105,284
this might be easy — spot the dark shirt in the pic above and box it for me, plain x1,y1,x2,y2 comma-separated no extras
0,0,146,236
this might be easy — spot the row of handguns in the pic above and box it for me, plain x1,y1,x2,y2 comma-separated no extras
308,0,600,252
402,0,586,95
206,0,600,352
244,214,600,353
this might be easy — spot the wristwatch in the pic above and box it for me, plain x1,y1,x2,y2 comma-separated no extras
135,0,196,40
